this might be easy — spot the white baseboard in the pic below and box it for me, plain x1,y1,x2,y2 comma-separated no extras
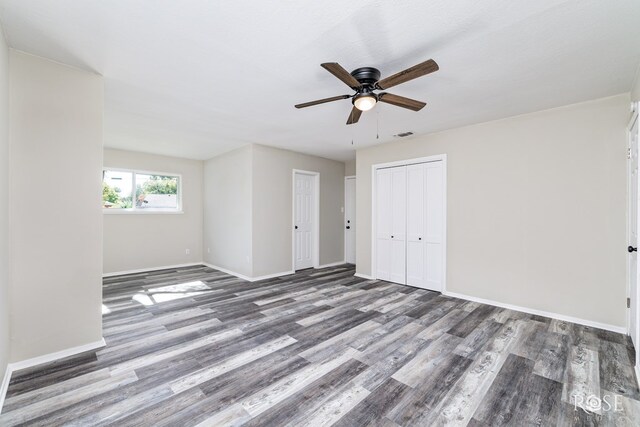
202,263,253,281
0,338,106,414
251,270,295,281
354,273,375,280
0,364,10,415
443,290,626,334
103,262,204,277
636,365,640,390
203,263,294,283
315,261,346,269
8,338,106,372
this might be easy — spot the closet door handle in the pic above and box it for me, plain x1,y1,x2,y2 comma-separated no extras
391,235,394,239
418,237,422,241
346,226,350,230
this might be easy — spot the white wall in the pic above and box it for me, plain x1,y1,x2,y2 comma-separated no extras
356,94,629,328
0,23,10,386
103,149,203,274
204,145,253,277
252,144,345,276
9,51,103,361
345,159,355,176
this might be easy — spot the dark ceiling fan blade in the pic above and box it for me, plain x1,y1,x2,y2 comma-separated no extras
376,59,439,90
378,93,426,111
346,106,362,125
295,95,351,109
321,63,361,90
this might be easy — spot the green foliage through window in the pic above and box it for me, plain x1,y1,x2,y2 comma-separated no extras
141,175,178,195
103,170,180,211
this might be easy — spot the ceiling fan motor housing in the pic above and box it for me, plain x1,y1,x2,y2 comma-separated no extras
350,67,381,86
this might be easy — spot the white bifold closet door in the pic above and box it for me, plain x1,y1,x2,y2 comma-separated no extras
375,167,407,284
424,162,444,290
375,161,444,291
406,164,426,287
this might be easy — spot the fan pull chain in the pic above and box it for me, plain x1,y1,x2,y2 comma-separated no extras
351,115,355,146
376,110,380,140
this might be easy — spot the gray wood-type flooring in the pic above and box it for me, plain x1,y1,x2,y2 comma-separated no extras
1,264,639,426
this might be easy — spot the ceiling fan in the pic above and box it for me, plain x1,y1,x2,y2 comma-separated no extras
295,59,439,125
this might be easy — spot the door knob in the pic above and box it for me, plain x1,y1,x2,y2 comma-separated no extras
346,226,350,229
295,226,298,230
629,246,637,253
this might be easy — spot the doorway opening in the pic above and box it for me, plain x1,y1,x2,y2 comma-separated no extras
345,176,356,265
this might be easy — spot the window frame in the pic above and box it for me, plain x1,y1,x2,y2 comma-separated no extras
102,167,184,214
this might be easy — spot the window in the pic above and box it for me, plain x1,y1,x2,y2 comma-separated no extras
102,169,181,213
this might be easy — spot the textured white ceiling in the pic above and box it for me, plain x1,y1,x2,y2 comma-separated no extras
1,0,639,161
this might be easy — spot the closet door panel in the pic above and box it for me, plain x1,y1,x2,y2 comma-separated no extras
425,162,444,291
406,163,426,288
389,167,407,284
375,169,392,281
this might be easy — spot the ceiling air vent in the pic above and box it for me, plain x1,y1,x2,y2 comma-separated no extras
393,131,414,138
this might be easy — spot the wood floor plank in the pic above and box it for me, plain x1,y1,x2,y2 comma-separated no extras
354,321,425,365
392,332,462,387
332,378,411,427
416,319,524,425
533,331,570,383
471,353,536,425
0,371,139,426
562,344,602,414
170,335,297,394
511,372,563,426
242,358,368,427
598,340,640,400
239,348,359,417
1,368,112,413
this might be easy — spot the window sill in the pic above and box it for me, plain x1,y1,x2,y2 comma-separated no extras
103,209,184,215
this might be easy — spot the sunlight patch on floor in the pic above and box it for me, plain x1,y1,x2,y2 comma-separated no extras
132,280,211,306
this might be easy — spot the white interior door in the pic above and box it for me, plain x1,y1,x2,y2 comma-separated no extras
425,161,445,291
294,172,314,270
375,166,407,285
406,163,426,288
390,168,407,284
345,177,356,264
629,112,639,360
375,169,393,281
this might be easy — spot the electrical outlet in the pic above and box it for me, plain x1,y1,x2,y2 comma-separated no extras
341,207,344,213
207,247,211,254
185,249,190,255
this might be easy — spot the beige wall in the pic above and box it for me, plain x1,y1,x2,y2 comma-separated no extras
345,159,356,176
103,149,203,273
0,24,10,384
632,66,640,101
356,94,628,328
204,145,253,277
252,144,345,276
9,51,103,361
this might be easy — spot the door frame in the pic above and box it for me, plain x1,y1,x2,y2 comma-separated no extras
292,169,320,271
627,102,639,361
345,175,356,265
371,154,447,291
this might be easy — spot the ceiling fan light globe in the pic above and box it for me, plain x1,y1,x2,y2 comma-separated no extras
353,94,377,111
